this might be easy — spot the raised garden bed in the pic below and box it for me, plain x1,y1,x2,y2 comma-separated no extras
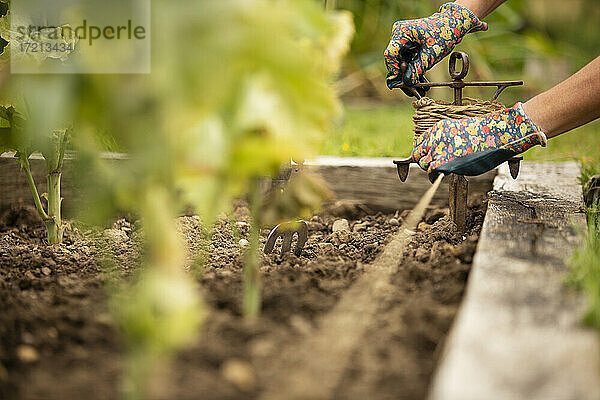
0,192,486,399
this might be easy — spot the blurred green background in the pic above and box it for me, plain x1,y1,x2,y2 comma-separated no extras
323,0,600,161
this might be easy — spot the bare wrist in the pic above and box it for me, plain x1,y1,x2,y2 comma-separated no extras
454,0,502,19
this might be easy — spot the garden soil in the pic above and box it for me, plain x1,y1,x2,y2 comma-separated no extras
0,196,486,400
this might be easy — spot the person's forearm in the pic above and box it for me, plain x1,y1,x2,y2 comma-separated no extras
454,0,507,19
523,56,600,139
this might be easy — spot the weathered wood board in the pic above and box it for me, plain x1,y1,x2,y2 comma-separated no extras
1,154,497,215
429,162,600,400
0,152,115,216
305,156,496,211
0,154,62,212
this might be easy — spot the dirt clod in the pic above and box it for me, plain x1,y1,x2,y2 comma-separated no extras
418,221,431,231
221,359,256,392
415,246,430,262
16,345,39,363
353,222,369,232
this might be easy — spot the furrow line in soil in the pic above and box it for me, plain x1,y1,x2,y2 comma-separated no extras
260,175,444,400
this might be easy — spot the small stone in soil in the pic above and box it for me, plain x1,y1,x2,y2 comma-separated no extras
47,327,59,339
17,345,39,363
41,267,52,276
353,222,368,232
221,359,256,392
388,218,400,226
239,239,249,247
332,219,350,233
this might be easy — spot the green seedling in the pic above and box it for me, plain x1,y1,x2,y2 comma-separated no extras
0,4,73,245
0,106,69,244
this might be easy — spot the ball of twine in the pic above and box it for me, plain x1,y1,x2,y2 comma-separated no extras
412,97,506,138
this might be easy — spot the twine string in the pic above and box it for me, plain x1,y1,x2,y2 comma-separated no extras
412,97,506,138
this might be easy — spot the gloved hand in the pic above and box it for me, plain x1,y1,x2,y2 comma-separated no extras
384,2,487,96
411,103,547,177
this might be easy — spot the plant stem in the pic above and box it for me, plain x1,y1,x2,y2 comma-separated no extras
43,128,69,244
46,171,62,244
21,156,49,221
123,349,153,400
243,179,262,319
141,185,184,272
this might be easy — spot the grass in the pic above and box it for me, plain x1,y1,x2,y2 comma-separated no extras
323,103,600,161
566,157,600,331
321,103,414,157
567,201,600,331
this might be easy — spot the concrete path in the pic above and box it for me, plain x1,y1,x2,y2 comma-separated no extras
430,162,600,400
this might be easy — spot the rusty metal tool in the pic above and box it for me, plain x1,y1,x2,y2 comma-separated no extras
390,51,524,102
264,220,308,256
392,51,524,232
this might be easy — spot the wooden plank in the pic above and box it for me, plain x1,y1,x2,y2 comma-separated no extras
304,156,496,212
1,153,496,215
0,154,62,213
0,152,122,216
429,162,600,400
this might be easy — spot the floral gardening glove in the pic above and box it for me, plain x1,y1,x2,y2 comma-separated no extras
384,2,487,96
411,103,547,177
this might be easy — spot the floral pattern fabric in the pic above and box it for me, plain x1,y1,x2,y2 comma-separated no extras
411,102,548,173
384,3,487,90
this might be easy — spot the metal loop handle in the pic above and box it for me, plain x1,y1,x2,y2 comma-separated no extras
449,51,469,80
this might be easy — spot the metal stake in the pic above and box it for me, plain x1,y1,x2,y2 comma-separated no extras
448,52,469,232
449,174,469,233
